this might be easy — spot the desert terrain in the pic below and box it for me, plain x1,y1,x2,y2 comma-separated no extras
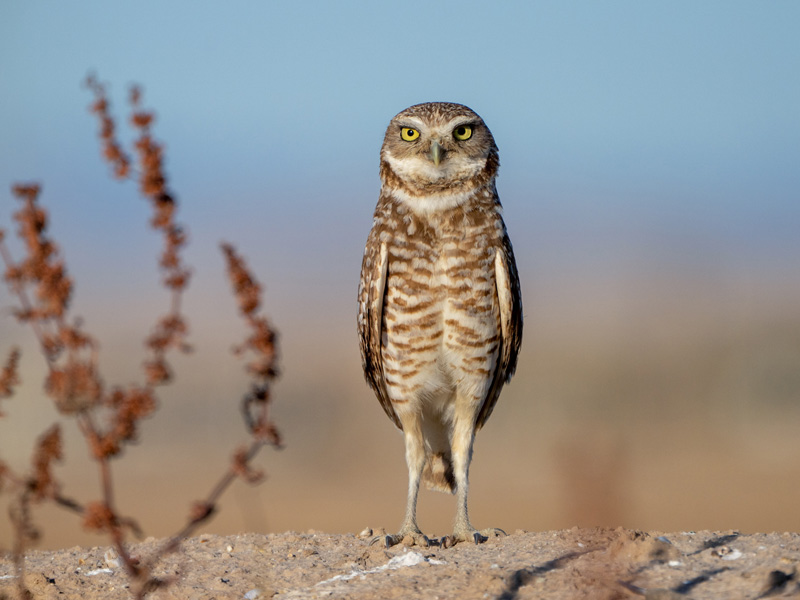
3,528,800,599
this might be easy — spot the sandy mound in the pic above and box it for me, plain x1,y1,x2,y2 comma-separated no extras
2,528,799,599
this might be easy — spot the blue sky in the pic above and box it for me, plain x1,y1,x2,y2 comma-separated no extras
2,0,799,341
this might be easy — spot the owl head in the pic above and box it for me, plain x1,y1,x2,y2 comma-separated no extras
380,102,499,213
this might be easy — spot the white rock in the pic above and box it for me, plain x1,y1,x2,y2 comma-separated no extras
721,549,743,561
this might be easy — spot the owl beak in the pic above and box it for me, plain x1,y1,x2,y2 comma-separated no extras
429,141,443,166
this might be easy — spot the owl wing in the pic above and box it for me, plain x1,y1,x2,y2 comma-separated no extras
476,230,523,429
357,234,402,429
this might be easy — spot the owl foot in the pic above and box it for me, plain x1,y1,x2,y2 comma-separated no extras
441,527,506,548
369,530,438,549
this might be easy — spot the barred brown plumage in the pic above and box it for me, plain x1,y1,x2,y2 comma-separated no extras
358,102,523,548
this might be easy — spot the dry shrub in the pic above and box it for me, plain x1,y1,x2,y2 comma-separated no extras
0,76,281,599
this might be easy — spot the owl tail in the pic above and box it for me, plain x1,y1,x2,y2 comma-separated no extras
422,451,456,494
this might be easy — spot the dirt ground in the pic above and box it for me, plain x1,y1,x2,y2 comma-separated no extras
2,527,799,599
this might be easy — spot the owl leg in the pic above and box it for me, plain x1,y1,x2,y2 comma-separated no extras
443,406,506,547
371,414,434,548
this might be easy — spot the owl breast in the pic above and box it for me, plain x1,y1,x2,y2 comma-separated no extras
379,205,502,407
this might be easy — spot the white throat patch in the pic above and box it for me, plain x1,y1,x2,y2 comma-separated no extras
384,151,487,215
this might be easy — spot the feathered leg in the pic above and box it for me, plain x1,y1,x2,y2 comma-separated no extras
444,401,506,547
371,413,433,548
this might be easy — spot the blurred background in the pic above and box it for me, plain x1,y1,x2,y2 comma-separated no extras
1,1,799,550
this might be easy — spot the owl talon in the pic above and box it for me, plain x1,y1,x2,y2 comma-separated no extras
369,532,432,548
484,527,507,538
368,534,399,547
445,527,505,547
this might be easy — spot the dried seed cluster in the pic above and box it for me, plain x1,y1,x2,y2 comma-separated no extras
0,77,282,600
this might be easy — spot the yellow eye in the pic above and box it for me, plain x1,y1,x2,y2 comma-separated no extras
453,125,473,141
401,127,420,141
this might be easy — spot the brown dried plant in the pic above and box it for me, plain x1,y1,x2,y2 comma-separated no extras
0,78,281,599
0,349,21,411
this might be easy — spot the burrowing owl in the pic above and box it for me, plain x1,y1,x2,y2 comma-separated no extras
358,102,523,547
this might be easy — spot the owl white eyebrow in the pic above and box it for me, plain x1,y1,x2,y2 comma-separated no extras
447,116,477,129
398,114,428,125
